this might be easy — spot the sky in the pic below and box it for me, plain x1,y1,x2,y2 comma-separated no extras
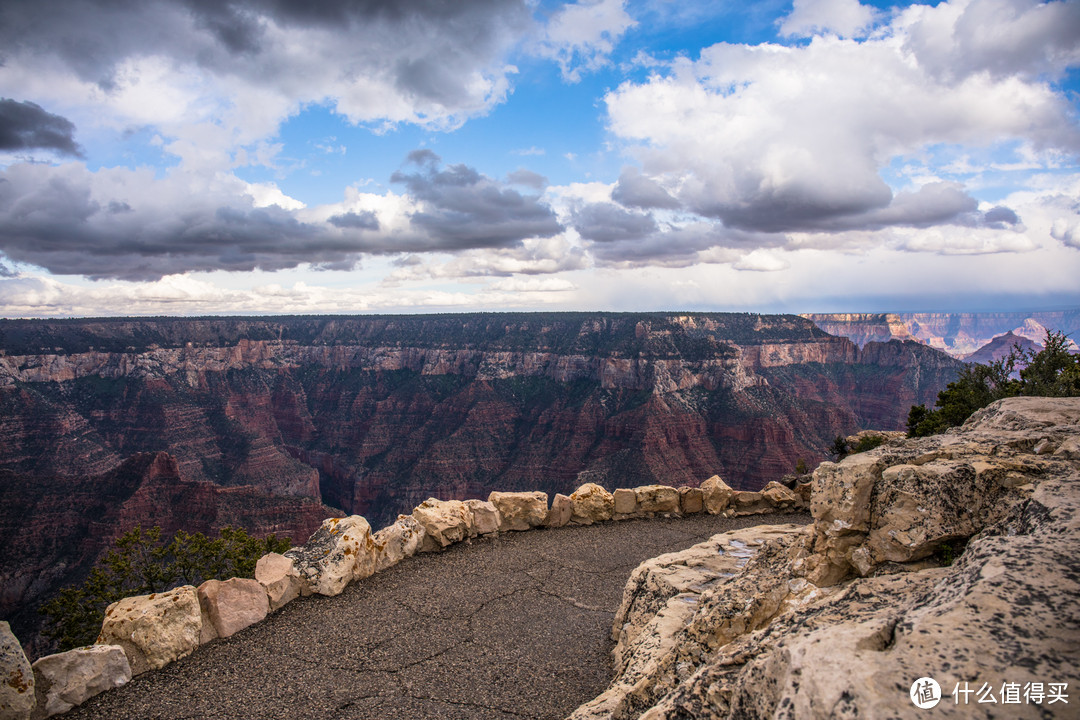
0,0,1078,318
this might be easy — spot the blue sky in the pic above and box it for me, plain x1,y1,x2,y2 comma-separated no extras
0,0,1078,317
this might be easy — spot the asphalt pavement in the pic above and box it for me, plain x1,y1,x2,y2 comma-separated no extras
64,511,809,720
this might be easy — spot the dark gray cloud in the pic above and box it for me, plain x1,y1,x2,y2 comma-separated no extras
611,167,680,210
0,151,565,280
0,0,530,117
983,205,1021,227
0,99,83,157
391,152,563,249
507,169,547,190
571,202,657,242
679,174,1012,235
328,210,380,230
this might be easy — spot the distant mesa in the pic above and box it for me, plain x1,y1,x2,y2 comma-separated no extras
803,309,1080,357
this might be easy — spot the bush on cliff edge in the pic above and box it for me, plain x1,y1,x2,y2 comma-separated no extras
40,525,291,652
908,330,1080,437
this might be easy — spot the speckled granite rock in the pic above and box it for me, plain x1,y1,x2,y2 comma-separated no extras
372,515,427,570
284,515,378,597
570,397,1080,719
0,622,34,720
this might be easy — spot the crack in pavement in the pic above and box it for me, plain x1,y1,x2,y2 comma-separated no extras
62,512,810,720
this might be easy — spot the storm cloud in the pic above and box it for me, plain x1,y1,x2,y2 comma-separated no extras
390,151,563,249
0,99,82,156
0,0,532,132
0,151,565,280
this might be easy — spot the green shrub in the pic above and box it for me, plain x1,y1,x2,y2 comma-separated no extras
908,330,1079,437
40,525,291,651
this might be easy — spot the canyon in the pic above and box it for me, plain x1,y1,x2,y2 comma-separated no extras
803,309,1080,357
0,312,962,655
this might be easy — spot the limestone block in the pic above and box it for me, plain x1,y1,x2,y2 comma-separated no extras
463,500,499,536
98,586,201,675
254,552,304,612
811,454,882,536
570,483,614,524
544,493,572,528
284,515,378,597
635,485,680,513
197,578,269,639
730,491,773,516
412,498,472,551
679,487,703,514
372,515,426,571
0,621,33,720
488,491,548,532
700,475,734,515
31,645,130,719
613,488,638,515
761,481,799,510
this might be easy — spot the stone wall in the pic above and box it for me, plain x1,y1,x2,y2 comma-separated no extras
0,477,807,719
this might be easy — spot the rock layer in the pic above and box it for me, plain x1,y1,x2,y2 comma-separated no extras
2,313,962,653
571,397,1080,719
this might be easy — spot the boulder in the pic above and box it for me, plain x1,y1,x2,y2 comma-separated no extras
544,494,572,528
464,500,500,536
729,490,773,516
412,498,472,551
678,487,703,514
612,488,638,515
761,481,799,511
197,578,269,639
569,483,614,525
568,397,1080,720
372,515,426,571
284,515,379,597
254,552,304,612
699,475,734,515
97,585,201,675
487,491,548,532
0,621,33,720
634,485,680,513
30,646,130,719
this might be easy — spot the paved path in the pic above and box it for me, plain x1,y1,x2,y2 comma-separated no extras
66,512,810,720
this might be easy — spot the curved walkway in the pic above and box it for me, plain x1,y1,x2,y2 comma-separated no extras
66,512,809,720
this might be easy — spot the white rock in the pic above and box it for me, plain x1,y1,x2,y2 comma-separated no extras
488,491,548,531
31,645,130,719
97,586,202,675
197,578,269,639
254,553,303,612
464,500,500,536
544,494,572,527
372,515,427,571
412,498,472,551
284,515,379,597
0,621,33,720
